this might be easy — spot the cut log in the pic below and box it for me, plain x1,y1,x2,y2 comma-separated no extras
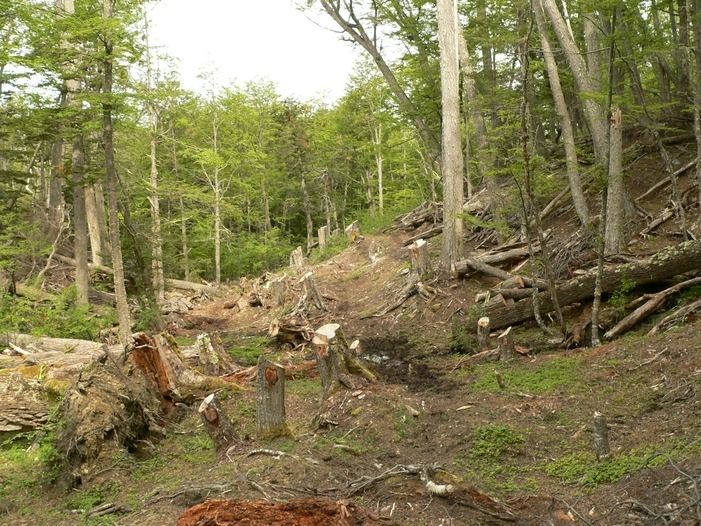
477,317,491,351
640,207,674,236
256,356,293,440
198,392,239,459
498,327,515,361
289,246,305,272
409,238,432,278
453,257,547,288
483,240,701,331
603,276,701,339
402,225,443,246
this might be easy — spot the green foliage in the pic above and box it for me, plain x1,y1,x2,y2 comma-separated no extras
471,424,525,461
226,335,269,366
450,315,477,354
0,431,63,499
0,286,116,339
545,448,667,489
609,276,637,314
309,235,351,265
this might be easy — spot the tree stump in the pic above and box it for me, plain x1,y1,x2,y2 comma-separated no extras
318,225,330,249
300,271,326,311
313,324,375,401
497,327,515,361
195,333,237,376
199,392,239,459
593,411,610,462
477,317,491,351
409,238,431,278
345,220,360,241
272,276,286,307
256,356,293,440
289,246,304,272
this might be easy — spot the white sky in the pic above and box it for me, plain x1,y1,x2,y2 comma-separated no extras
148,0,360,102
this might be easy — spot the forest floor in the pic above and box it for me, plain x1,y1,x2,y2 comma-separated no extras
3,141,701,525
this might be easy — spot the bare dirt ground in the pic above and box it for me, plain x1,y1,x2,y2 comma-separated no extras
3,143,701,525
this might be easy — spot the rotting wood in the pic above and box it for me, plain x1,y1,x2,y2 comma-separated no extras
256,355,293,440
198,392,239,460
453,257,547,289
604,276,701,339
483,240,701,331
647,296,701,336
268,316,314,348
195,333,239,376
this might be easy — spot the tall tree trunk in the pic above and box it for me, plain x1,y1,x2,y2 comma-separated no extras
437,0,464,271
604,109,625,255
57,0,89,305
534,0,589,226
540,0,608,166
692,0,701,230
103,0,132,344
301,174,314,250
85,182,110,267
145,16,164,303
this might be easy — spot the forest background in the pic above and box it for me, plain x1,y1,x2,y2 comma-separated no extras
1,0,699,341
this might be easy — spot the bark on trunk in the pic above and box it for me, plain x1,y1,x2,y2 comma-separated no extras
409,239,432,279
256,356,292,440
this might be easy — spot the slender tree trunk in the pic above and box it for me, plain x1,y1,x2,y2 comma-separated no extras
145,16,164,303
301,174,314,250
535,0,589,226
180,196,190,281
103,0,131,344
692,0,701,230
437,0,464,271
540,0,608,166
604,109,625,255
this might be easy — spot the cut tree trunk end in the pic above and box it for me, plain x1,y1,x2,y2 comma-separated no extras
345,220,361,241
477,317,491,351
498,327,515,361
313,323,375,402
409,238,432,279
256,356,293,440
199,392,239,459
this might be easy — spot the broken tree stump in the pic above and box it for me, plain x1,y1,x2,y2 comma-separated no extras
256,356,293,440
593,411,611,462
498,327,515,361
272,275,286,307
289,246,304,272
409,238,431,279
299,271,326,311
313,324,375,401
199,392,239,459
477,317,491,351
345,220,360,241
195,333,238,376
318,225,330,249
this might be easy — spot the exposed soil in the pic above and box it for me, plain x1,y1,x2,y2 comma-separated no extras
3,142,701,525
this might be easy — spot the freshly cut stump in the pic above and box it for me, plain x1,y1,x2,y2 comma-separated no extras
177,497,381,526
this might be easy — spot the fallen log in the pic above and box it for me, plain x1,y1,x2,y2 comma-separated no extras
483,240,701,331
604,276,701,339
453,257,547,289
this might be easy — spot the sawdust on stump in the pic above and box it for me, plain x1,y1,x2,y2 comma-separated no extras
177,497,381,526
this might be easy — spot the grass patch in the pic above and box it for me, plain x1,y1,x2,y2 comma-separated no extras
226,335,270,365
469,356,587,394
